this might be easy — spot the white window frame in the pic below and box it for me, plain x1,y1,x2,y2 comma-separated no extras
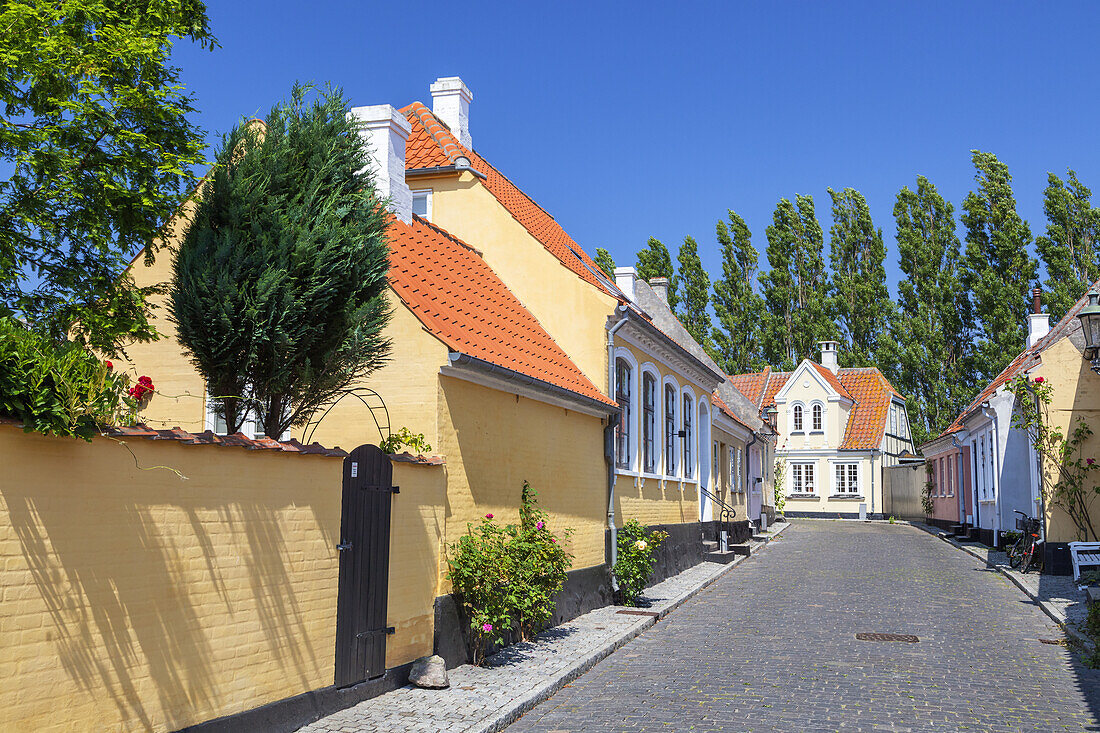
204,389,282,440
640,364,661,475
614,350,638,472
810,401,824,432
790,461,817,495
411,189,433,220
832,461,861,495
681,387,695,480
662,375,681,478
792,402,805,432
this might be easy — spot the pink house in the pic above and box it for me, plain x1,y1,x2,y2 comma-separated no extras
921,437,973,533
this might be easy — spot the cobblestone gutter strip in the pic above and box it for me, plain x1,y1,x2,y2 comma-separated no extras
909,522,1092,649
300,522,790,733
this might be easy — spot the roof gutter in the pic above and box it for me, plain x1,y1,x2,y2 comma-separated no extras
406,162,487,180
447,353,618,416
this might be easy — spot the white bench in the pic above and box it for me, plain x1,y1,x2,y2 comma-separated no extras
1069,541,1100,587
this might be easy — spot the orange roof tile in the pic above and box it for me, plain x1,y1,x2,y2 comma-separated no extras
729,367,770,407
810,362,853,401
761,372,791,409
399,102,619,298
711,392,750,430
388,215,615,408
836,368,900,450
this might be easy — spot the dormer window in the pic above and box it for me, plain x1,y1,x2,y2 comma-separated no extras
412,189,432,220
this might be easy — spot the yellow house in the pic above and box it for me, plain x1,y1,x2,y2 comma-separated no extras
730,341,915,519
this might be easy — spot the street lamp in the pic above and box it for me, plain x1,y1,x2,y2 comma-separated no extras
763,405,778,430
1078,290,1100,374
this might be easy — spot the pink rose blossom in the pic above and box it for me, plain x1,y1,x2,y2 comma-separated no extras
550,538,556,543
537,521,544,529
1089,458,1096,466
1035,376,1045,384
485,513,493,519
482,623,493,632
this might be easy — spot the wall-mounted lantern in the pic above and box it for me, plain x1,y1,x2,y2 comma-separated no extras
1078,290,1100,374
763,405,778,430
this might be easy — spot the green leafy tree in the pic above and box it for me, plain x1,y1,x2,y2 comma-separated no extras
676,236,713,352
828,187,894,368
636,237,679,311
891,176,974,445
960,151,1038,382
170,83,391,438
594,247,616,279
712,210,766,373
759,195,835,369
1036,170,1100,321
0,0,215,355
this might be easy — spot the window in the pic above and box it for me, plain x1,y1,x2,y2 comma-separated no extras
642,373,657,472
713,441,719,488
793,404,804,432
411,189,432,220
792,463,815,494
615,358,632,469
735,447,743,493
947,457,954,497
664,385,677,475
812,404,823,432
835,463,859,494
205,389,279,440
682,394,693,479
729,447,737,493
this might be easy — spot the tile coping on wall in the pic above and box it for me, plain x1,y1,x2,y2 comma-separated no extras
298,522,791,733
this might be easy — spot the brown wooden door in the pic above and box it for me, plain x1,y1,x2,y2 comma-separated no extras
334,444,394,687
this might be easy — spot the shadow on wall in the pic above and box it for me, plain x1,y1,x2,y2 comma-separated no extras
1,436,340,731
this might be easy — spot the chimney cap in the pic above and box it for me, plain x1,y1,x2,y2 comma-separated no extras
430,76,473,102
1032,286,1043,315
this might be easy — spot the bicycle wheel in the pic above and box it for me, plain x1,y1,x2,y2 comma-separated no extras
1025,542,1043,574
1008,537,1025,568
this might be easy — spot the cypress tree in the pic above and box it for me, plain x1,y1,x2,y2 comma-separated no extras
636,237,679,311
1036,169,1100,321
676,235,713,353
594,248,616,279
960,150,1037,382
712,210,766,374
828,187,894,368
759,195,834,369
171,83,391,438
891,176,974,445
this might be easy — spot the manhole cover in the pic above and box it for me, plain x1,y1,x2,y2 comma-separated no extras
856,632,919,643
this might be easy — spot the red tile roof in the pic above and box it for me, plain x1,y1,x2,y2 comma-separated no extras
729,367,770,407
400,102,620,299
810,362,853,401
388,215,615,407
711,392,750,430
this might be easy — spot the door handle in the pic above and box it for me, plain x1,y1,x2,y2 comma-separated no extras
337,542,353,551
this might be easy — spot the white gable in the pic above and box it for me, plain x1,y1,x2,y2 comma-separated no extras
774,360,851,404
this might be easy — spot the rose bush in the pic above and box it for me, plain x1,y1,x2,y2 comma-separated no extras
613,519,669,606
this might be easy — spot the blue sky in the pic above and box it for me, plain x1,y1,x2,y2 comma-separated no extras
173,1,1100,296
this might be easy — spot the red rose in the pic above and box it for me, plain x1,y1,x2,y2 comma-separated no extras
105,361,113,370
1034,376,1045,384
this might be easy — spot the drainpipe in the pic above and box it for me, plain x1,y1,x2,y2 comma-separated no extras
606,307,629,591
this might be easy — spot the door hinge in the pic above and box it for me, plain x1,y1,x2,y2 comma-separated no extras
356,627,396,639
337,542,353,551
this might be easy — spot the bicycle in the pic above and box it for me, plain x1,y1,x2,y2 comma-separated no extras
1007,509,1043,573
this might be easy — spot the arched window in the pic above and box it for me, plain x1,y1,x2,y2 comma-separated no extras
664,384,677,475
615,358,632,469
793,404,804,432
812,403,823,432
682,394,694,478
642,373,657,473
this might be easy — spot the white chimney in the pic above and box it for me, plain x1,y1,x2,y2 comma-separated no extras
614,267,637,302
349,104,412,224
649,277,669,306
430,76,473,149
1027,287,1050,348
819,341,839,373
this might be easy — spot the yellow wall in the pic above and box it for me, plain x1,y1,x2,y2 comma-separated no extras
779,454,878,514
0,425,341,732
419,172,618,390
1030,338,1100,543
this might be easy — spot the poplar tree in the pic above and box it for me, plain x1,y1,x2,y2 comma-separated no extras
712,210,766,374
676,235,713,353
636,237,679,311
759,195,834,369
594,248,616,279
1036,169,1100,321
960,150,1037,382
891,176,973,445
828,188,894,368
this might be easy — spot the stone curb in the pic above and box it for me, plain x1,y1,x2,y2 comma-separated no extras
465,521,792,733
908,522,1094,651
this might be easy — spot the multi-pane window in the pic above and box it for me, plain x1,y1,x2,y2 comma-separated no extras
712,441,719,488
792,463,815,494
835,463,859,494
729,447,737,493
642,373,657,473
812,404,823,431
792,404,804,431
682,395,694,479
664,385,677,475
615,359,632,469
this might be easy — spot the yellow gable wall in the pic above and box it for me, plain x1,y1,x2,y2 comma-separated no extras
418,172,618,392
1029,337,1100,543
775,364,849,451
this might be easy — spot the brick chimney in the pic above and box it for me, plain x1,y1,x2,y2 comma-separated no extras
649,277,669,306
819,341,839,373
430,76,473,149
1027,287,1050,349
348,104,412,224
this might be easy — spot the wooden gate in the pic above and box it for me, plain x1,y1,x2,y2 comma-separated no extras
334,444,395,687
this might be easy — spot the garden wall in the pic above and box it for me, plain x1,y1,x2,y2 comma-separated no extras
882,461,926,522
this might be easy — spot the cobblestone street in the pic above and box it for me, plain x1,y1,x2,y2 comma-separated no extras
507,521,1100,733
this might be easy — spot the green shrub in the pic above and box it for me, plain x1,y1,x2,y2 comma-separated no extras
380,427,431,455
0,318,134,440
613,519,669,606
445,481,574,665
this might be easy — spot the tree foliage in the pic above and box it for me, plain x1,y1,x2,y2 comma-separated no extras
711,210,766,373
1036,169,1100,322
594,247,616,279
0,0,215,355
960,150,1037,383
635,237,679,311
890,176,974,445
170,83,391,439
676,235,712,353
828,187,894,368
759,195,834,369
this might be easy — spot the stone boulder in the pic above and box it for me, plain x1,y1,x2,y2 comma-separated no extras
408,655,449,689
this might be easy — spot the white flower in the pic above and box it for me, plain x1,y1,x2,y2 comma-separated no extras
634,539,647,551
